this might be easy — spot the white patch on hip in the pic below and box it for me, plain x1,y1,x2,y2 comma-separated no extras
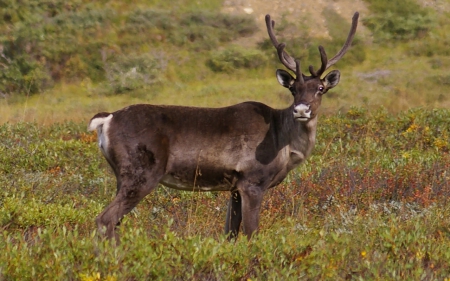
293,104,311,121
88,114,113,154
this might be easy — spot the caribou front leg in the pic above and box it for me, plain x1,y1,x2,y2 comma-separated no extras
239,184,264,239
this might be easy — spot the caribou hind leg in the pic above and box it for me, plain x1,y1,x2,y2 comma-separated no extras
225,191,242,240
96,143,166,242
95,175,161,242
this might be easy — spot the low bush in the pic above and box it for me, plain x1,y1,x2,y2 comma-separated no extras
363,0,436,42
100,52,167,94
0,54,51,95
406,13,450,57
0,3,258,96
207,45,268,72
0,4,117,93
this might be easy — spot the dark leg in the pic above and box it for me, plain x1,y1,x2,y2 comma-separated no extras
95,174,160,243
96,143,166,243
224,191,242,240
239,185,263,239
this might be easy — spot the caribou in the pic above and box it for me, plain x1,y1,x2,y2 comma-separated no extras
88,12,359,241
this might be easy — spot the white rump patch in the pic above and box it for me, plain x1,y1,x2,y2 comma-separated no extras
88,114,113,131
88,114,113,153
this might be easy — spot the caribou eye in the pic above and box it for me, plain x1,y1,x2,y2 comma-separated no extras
318,86,324,92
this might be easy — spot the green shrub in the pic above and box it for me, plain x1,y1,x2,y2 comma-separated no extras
119,9,176,49
172,12,258,51
0,54,51,95
0,3,118,94
120,10,258,51
180,12,257,38
428,75,450,96
363,0,436,42
34,7,117,82
207,45,268,72
0,195,102,228
100,52,167,94
0,2,259,96
428,57,450,70
406,14,450,57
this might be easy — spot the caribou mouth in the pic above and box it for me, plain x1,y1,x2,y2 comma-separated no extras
293,104,311,122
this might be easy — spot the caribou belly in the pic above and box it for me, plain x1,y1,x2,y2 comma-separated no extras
160,174,232,192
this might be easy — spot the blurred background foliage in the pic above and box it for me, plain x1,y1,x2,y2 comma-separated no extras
0,0,448,111
363,0,435,42
0,0,257,95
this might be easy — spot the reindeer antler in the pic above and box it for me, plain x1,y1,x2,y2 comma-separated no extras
265,15,297,73
311,12,359,77
266,12,359,78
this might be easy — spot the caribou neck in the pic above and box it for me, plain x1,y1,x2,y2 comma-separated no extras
281,105,318,166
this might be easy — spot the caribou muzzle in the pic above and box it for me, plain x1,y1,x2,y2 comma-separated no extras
293,104,311,121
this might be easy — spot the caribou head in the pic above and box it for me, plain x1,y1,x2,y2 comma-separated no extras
266,13,358,123
88,12,359,242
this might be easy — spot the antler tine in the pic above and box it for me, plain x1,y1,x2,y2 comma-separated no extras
309,46,328,77
295,59,304,84
265,14,297,72
265,15,279,47
325,12,359,69
276,43,297,73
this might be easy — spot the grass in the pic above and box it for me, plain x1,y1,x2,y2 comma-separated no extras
1,108,449,279
3,210,450,280
2,41,450,125
0,69,281,124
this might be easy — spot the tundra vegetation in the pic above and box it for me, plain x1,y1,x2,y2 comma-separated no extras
0,0,450,280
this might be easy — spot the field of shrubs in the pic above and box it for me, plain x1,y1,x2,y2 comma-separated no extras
1,0,450,280
1,108,449,280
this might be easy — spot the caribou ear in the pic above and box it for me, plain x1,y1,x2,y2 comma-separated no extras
323,70,340,89
276,69,295,88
